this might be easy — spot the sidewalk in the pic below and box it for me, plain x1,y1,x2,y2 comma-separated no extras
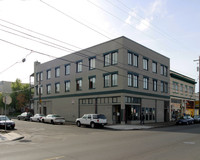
0,130,24,143
104,122,176,130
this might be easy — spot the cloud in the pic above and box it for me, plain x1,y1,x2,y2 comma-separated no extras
124,0,164,31
136,18,152,31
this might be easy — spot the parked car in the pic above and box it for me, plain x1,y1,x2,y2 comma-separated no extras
193,115,200,123
0,115,15,129
41,114,65,124
176,116,194,125
76,114,107,128
30,114,45,122
17,112,33,121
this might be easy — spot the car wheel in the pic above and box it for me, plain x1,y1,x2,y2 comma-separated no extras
42,119,45,123
77,121,81,127
186,121,189,125
90,122,95,128
18,117,20,120
51,120,54,124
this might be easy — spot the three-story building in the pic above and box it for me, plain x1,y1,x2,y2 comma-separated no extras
33,36,170,124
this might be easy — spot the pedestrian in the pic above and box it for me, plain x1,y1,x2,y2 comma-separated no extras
140,113,145,125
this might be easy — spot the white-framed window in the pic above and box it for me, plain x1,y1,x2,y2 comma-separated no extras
76,79,82,91
153,80,157,91
128,74,132,86
111,52,118,65
133,75,138,88
55,83,60,93
143,77,148,90
65,64,70,75
89,57,95,70
104,54,110,66
152,62,157,73
112,74,118,86
47,70,51,79
55,67,60,77
76,61,82,73
128,51,138,67
65,81,70,92
89,76,96,89
47,84,51,94
143,58,148,70
104,74,110,87
128,52,132,65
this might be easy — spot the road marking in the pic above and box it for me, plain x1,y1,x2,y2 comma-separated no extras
43,156,65,160
183,141,195,145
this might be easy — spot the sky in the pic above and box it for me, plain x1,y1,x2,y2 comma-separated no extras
0,0,200,91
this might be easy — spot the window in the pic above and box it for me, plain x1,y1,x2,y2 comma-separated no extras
128,51,138,67
180,84,183,93
76,79,82,91
104,54,110,66
47,84,51,94
160,65,164,75
185,85,188,93
152,62,157,73
128,74,132,87
173,82,178,92
111,73,118,86
161,65,167,76
89,76,96,89
128,52,132,65
47,70,51,79
104,74,110,87
65,64,70,75
55,83,60,93
89,57,95,70
143,58,148,70
161,81,168,93
104,50,118,66
133,54,138,67
143,77,148,90
161,81,164,92
76,61,82,73
36,72,43,82
133,75,138,88
189,86,193,95
111,52,118,65
128,73,138,88
65,81,70,92
164,66,167,76
55,67,60,77
153,80,157,91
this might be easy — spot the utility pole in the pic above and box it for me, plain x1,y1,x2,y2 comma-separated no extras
194,56,200,115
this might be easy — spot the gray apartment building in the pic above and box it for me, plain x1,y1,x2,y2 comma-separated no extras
33,36,170,124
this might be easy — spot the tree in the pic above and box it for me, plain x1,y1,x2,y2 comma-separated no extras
10,79,31,112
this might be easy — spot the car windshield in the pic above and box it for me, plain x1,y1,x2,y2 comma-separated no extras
0,116,10,121
93,114,106,119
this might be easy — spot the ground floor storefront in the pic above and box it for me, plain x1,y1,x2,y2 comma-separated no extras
34,94,170,124
170,98,195,120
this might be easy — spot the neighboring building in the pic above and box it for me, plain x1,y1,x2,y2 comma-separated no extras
0,81,12,93
33,36,170,124
170,70,196,120
194,93,199,116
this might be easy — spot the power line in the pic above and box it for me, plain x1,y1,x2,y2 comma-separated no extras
0,51,32,75
0,37,196,95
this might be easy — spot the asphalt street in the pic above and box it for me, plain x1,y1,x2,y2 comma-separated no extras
0,120,200,160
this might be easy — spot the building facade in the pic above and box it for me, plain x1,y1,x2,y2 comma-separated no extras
33,36,170,124
170,70,196,120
